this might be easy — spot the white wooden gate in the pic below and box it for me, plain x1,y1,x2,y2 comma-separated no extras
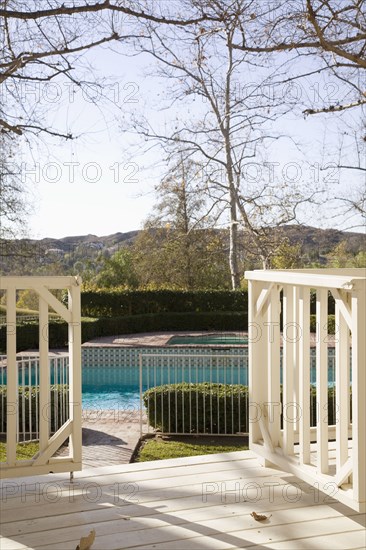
246,268,366,513
0,276,82,478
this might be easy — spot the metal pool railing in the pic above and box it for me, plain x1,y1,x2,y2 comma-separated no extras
138,350,344,437
0,354,70,442
139,353,248,436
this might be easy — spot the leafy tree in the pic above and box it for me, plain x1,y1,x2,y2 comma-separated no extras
16,289,39,311
94,248,138,288
133,227,231,289
270,240,304,269
326,241,366,268
353,250,366,268
132,157,231,289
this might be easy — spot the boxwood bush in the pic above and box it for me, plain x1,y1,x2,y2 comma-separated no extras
143,383,249,434
0,385,69,434
143,383,349,434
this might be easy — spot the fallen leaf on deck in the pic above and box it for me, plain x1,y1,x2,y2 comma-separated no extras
76,529,96,550
251,512,271,521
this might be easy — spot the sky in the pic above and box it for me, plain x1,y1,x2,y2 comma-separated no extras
19,35,365,240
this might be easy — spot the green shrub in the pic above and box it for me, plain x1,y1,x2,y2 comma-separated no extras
143,383,249,434
307,385,351,426
310,291,335,315
81,289,247,318
92,312,246,337
0,385,69,434
310,314,335,334
0,312,247,352
80,288,337,319
143,383,350,434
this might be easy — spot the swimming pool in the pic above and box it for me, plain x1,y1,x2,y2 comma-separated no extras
80,345,341,409
81,350,247,409
4,346,340,410
167,334,248,345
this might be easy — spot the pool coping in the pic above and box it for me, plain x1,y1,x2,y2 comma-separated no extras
7,331,336,359
81,331,249,348
81,330,335,348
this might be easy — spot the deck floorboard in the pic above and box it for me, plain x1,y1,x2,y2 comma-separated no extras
0,451,364,549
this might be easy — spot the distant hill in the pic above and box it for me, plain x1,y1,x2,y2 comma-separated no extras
275,225,365,255
0,225,364,275
0,230,139,273
35,230,139,253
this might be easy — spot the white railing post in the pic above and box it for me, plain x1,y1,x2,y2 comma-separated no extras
39,296,50,453
266,287,281,448
316,288,329,474
282,285,295,455
0,276,82,479
249,280,267,446
299,286,310,464
351,279,366,506
68,281,82,466
6,285,17,466
335,294,350,474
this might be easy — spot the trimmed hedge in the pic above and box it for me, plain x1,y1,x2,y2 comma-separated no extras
80,289,247,318
0,312,247,352
80,288,336,318
0,311,336,353
310,291,335,315
143,383,249,434
0,385,69,434
310,314,335,334
143,383,349,434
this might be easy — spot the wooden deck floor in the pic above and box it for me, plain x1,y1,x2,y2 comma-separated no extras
0,450,365,549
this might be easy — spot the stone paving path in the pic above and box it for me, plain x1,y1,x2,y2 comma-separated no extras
59,411,147,468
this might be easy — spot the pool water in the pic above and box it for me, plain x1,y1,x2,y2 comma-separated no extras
82,384,142,410
4,347,342,410
168,335,248,345
81,364,339,410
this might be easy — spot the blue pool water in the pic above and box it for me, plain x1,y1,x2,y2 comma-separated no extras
82,384,143,410
81,363,248,409
3,347,342,410
168,335,248,345
84,370,340,410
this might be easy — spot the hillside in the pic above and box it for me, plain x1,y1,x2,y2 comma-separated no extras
0,225,364,276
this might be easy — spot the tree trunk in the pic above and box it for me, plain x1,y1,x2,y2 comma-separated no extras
229,197,241,289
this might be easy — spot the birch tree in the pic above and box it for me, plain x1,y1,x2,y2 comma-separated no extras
232,0,366,115
0,134,28,238
125,0,318,287
232,0,365,231
0,0,217,238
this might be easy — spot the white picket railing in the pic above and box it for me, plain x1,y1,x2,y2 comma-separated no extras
246,268,366,512
0,276,82,479
0,354,70,442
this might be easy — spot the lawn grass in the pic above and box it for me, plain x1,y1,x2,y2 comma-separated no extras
136,436,248,462
0,441,39,462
